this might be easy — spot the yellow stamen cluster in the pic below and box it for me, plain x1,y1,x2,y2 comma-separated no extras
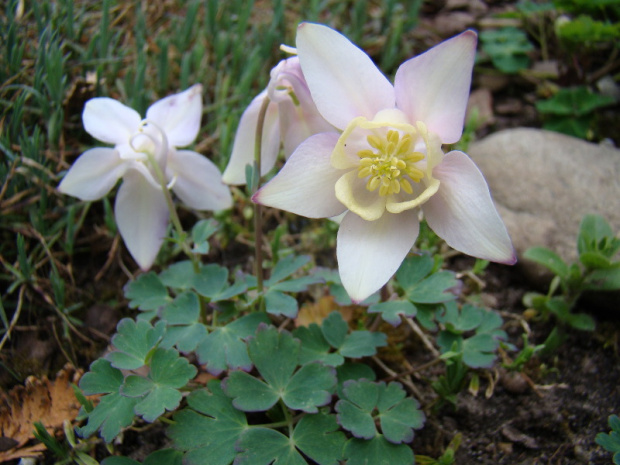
357,130,425,196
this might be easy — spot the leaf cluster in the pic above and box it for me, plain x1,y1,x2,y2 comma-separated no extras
596,414,620,465
479,27,535,74
523,214,619,332
535,86,615,139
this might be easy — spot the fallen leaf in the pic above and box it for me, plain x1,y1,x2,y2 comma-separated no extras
295,296,354,327
0,365,86,461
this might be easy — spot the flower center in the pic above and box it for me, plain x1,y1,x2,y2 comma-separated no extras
356,130,425,197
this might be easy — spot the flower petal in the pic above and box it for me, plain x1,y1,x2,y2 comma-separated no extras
58,148,126,200
222,91,281,185
279,99,335,159
114,170,169,270
169,150,232,211
423,151,516,264
296,22,394,129
394,30,477,144
83,98,141,145
337,209,419,302
146,84,203,147
253,132,346,218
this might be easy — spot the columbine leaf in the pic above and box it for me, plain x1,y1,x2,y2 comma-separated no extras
80,359,124,395
339,331,387,358
121,348,197,422
143,449,184,465
192,219,218,254
124,272,170,314
283,362,336,413
407,271,459,304
336,380,424,444
223,325,336,413
159,291,207,352
159,261,196,290
335,362,377,398
343,436,414,465
321,311,348,348
264,254,310,285
270,274,324,292
293,324,344,366
297,312,386,362
234,428,306,465
395,254,435,290
265,290,299,318
161,291,200,325
222,371,278,412
196,313,270,375
192,264,229,299
376,383,425,444
292,413,346,465
169,380,248,465
437,304,507,368
106,319,166,370
77,360,138,443
368,300,417,326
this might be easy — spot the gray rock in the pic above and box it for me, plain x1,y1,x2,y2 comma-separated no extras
467,128,620,284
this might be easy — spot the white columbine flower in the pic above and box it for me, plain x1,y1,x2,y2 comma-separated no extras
253,23,515,302
58,85,232,270
222,55,334,185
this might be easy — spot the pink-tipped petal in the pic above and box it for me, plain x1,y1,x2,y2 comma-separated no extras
423,151,516,264
114,170,169,270
296,22,394,129
83,98,141,145
146,84,203,147
253,132,346,218
222,92,281,185
58,148,126,200
169,150,232,211
394,30,477,144
337,209,419,302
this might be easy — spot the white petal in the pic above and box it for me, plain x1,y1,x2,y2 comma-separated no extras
222,91,281,185
169,150,232,211
146,84,203,147
253,132,346,218
296,22,394,129
337,209,419,302
58,148,126,200
423,151,516,264
279,100,335,158
394,30,477,144
115,170,169,270
83,98,141,145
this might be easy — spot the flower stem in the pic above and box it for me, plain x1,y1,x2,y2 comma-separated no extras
137,122,200,274
253,97,270,306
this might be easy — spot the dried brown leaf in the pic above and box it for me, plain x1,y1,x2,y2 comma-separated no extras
0,365,84,461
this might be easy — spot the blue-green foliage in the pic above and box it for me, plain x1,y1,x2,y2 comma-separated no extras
596,415,620,465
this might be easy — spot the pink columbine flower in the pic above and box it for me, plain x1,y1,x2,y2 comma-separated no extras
253,23,516,302
222,55,334,185
58,85,232,270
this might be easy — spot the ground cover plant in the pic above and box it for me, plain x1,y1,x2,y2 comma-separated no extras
1,0,619,464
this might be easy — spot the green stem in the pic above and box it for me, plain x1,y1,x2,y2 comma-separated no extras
280,399,294,437
252,96,270,308
141,129,200,274
149,154,199,271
